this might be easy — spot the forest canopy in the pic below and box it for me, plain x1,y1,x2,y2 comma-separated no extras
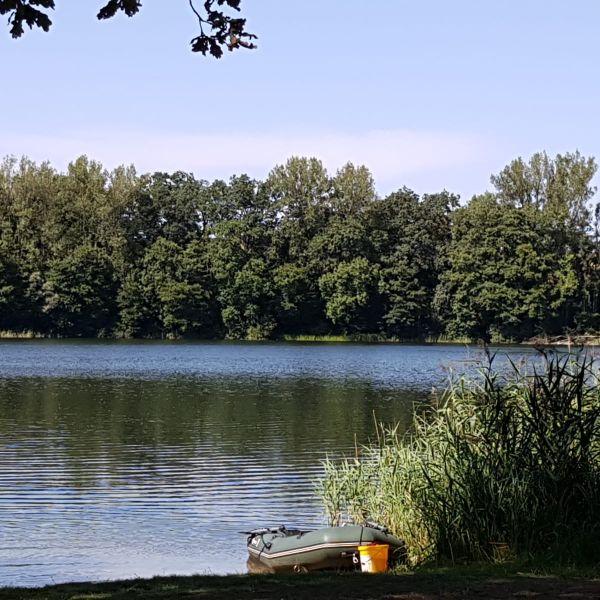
0,151,597,342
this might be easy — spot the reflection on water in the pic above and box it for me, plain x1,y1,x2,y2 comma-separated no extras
0,341,536,586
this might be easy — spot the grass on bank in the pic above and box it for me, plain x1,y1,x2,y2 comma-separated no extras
0,331,474,343
2,329,598,345
3,570,600,600
281,334,474,343
318,351,600,568
0,330,46,339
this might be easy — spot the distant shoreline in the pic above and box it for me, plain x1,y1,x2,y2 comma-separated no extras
1,330,599,346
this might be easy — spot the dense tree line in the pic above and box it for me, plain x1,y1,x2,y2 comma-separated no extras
0,152,597,342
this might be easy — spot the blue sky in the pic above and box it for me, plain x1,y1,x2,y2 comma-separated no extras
1,0,599,201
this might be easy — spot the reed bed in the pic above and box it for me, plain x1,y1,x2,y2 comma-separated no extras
318,352,600,566
0,330,46,338
281,334,474,344
281,334,391,343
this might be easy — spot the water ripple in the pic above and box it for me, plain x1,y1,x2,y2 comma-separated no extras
0,341,539,587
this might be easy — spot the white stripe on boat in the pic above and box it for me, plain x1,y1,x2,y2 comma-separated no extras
248,541,360,559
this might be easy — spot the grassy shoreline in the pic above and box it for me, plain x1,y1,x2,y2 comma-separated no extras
2,570,600,600
2,330,600,345
0,331,468,343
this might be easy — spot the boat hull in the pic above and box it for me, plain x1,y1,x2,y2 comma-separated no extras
246,525,404,572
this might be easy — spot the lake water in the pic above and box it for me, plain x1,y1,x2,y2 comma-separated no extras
0,341,539,587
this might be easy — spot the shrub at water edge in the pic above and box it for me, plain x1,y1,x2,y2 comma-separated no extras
318,352,600,566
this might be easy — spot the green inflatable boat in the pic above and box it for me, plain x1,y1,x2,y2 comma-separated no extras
246,523,405,572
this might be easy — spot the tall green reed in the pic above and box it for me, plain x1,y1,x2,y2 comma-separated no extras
317,352,600,566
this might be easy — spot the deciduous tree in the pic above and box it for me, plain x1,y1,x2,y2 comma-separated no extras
0,0,256,56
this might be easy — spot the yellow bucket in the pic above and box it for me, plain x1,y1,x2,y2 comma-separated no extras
357,543,389,573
